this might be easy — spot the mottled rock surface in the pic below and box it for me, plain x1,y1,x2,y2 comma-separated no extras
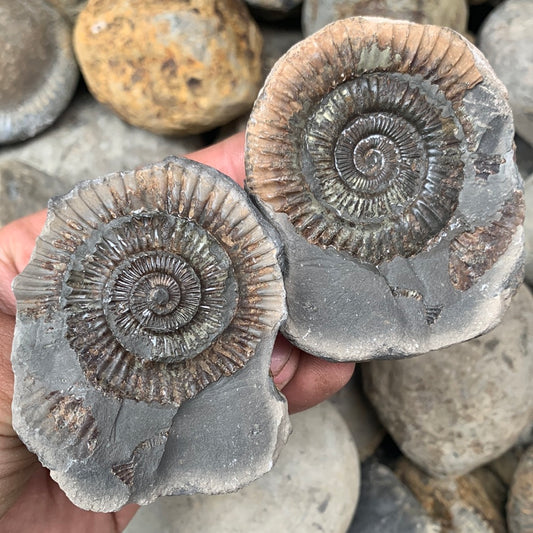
328,372,385,461
508,445,533,533
125,401,360,533
11,158,289,511
524,174,533,285
364,285,533,477
479,0,533,147
302,0,468,37
74,0,263,135
396,458,507,533
348,461,439,533
246,17,524,362
0,0,79,144
0,161,67,227
0,91,202,191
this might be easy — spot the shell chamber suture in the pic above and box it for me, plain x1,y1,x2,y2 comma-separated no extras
13,157,286,407
245,17,524,361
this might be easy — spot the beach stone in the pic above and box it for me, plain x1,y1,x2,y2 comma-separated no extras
507,445,533,533
74,0,263,135
524,174,533,285
302,0,468,37
328,371,385,461
396,458,507,533
0,91,203,191
0,0,79,144
364,285,533,477
0,161,68,227
45,0,87,23
479,0,533,147
348,461,439,533
125,401,360,533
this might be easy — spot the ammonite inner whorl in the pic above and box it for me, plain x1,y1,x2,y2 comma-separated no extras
11,158,290,511
245,17,524,361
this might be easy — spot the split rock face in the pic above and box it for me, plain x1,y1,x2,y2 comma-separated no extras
74,0,263,135
246,17,524,361
363,285,533,477
11,158,289,511
0,0,79,144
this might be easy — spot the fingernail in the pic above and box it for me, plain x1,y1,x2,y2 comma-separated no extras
270,335,292,376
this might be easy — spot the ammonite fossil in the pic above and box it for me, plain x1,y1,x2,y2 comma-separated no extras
11,157,289,511
245,17,524,361
0,0,79,144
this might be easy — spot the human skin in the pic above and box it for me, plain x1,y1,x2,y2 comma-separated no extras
0,132,354,532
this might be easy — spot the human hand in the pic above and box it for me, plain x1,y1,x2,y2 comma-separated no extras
0,132,354,531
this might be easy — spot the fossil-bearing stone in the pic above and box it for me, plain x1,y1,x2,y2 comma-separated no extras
0,91,203,191
348,461,440,533
73,0,263,136
246,17,524,361
507,445,533,533
0,0,79,144
0,161,68,227
302,0,468,37
363,284,533,477
479,0,533,148
125,401,360,533
11,157,289,511
396,458,507,533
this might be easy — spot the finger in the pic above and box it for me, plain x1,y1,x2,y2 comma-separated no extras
187,132,246,186
0,312,15,419
0,210,47,316
271,334,300,390
281,354,355,414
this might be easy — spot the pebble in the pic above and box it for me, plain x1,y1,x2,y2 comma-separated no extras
479,0,533,147
302,0,468,37
0,161,68,227
125,401,360,533
0,91,202,191
364,285,533,477
348,461,439,533
396,458,507,533
0,0,79,144
507,444,533,533
74,0,263,135
328,372,385,462
524,174,533,285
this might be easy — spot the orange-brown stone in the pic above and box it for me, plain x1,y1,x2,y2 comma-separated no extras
74,0,263,135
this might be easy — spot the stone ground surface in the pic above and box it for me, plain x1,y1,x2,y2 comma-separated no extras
124,401,360,533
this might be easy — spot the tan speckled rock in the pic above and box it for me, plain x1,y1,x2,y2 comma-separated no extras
302,0,468,37
396,458,507,533
507,445,533,533
364,285,533,478
74,0,262,135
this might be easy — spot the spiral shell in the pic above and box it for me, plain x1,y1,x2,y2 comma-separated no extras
13,157,285,407
245,17,524,361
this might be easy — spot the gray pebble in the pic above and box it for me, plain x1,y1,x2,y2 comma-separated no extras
364,285,533,477
507,444,533,533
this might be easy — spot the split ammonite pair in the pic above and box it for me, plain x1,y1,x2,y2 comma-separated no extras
11,17,524,511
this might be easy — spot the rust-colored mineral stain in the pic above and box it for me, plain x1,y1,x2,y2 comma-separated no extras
449,191,525,291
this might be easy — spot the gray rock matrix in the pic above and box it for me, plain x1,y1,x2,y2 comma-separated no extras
364,285,533,478
11,158,289,511
125,402,360,533
479,0,533,148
